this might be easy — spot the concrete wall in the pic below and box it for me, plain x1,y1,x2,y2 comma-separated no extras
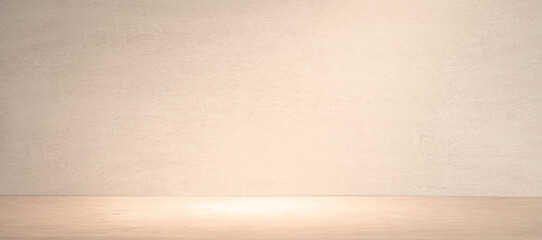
1,0,542,196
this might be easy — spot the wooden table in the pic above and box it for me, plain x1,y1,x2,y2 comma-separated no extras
1,196,541,239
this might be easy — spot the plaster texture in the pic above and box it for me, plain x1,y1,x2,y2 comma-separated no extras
1,0,542,196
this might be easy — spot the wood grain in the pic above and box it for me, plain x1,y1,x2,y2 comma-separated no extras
1,196,541,239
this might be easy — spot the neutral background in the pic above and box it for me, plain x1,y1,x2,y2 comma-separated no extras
1,0,541,196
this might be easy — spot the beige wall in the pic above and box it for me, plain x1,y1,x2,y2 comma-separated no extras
1,0,542,196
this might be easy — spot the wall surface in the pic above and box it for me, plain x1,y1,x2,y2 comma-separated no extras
1,0,542,196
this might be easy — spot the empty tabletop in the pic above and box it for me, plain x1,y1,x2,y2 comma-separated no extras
1,196,541,239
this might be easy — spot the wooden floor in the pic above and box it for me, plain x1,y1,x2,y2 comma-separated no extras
1,197,541,239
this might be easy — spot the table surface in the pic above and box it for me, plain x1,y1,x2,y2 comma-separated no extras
1,196,541,239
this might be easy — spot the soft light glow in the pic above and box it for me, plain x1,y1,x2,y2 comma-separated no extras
193,198,316,215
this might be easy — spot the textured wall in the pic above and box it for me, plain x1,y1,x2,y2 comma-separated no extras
1,0,542,196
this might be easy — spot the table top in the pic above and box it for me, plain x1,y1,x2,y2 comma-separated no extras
1,196,541,239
